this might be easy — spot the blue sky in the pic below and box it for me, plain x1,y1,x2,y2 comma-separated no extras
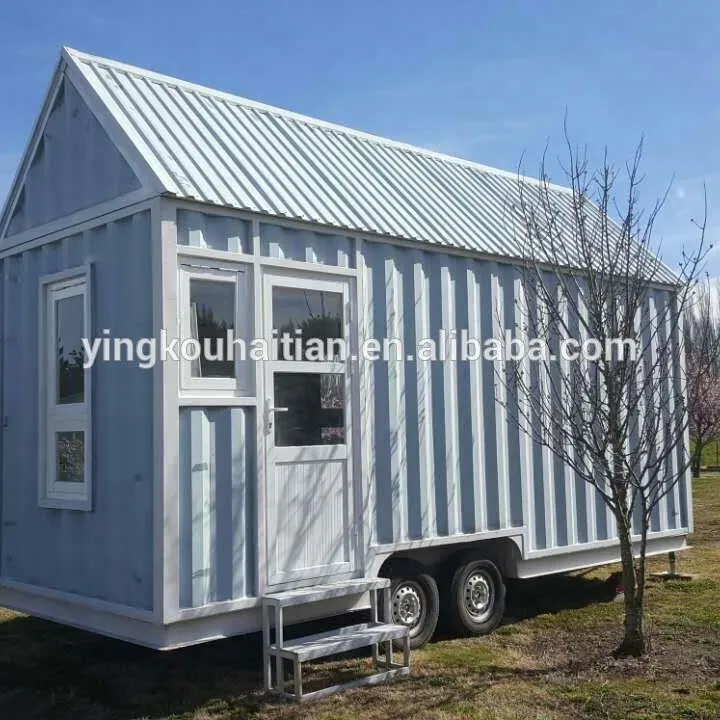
1,0,718,273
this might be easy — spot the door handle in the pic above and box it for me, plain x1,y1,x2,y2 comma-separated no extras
265,404,289,434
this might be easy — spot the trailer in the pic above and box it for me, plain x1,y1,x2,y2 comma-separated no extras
0,49,691,681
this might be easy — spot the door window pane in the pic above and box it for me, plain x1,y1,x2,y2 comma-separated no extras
272,288,343,361
190,279,235,377
56,294,84,404
56,431,84,483
274,373,345,446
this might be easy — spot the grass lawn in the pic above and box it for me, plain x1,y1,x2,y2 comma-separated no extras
691,438,720,468
1,477,719,720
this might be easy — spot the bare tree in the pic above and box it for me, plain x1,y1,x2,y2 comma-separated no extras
685,280,720,476
505,134,709,657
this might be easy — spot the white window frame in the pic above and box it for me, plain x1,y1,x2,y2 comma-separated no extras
38,267,92,511
178,261,253,396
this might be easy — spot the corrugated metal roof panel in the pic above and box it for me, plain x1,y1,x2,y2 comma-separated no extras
63,48,678,284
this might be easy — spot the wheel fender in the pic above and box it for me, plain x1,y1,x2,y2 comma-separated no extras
378,557,430,580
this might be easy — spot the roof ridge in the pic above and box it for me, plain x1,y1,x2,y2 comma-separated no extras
63,46,572,195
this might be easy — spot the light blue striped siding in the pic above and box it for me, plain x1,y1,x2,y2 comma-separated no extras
179,407,255,608
365,242,516,542
260,223,354,267
0,211,153,609
6,77,139,237
177,210,251,253
361,241,687,551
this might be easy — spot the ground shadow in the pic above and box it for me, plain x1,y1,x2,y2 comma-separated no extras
0,609,378,720
433,570,617,639
0,573,616,719
503,571,617,622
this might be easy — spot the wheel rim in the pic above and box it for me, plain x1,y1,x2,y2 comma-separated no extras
463,569,495,623
391,581,427,637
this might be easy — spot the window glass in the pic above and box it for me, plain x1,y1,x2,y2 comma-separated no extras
56,294,84,404
56,431,84,483
190,279,235,377
272,288,343,361
274,373,345,446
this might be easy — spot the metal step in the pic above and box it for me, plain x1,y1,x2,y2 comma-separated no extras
262,577,411,700
262,577,391,608
272,622,408,662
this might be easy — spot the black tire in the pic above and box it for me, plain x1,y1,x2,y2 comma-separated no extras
448,558,505,635
383,571,440,649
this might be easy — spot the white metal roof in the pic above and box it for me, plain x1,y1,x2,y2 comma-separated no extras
2,48,678,283
64,49,577,257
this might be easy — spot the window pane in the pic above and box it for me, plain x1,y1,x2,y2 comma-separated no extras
56,431,84,483
56,294,84,404
272,288,343,361
190,279,235,378
274,373,345,446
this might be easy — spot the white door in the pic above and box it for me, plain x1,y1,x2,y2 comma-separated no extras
263,270,357,587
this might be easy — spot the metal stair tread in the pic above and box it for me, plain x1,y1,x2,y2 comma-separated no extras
272,622,408,662
262,578,391,607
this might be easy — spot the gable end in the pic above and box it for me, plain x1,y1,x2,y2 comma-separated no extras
3,73,142,239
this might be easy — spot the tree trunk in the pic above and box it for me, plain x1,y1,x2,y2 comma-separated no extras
692,437,703,478
614,515,647,657
617,593,645,657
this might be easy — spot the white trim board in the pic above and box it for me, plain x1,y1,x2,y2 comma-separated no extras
37,266,93,511
0,580,366,650
373,528,524,555
152,198,181,624
516,534,689,579
0,192,155,257
166,197,679,292
520,528,690,560
0,577,154,621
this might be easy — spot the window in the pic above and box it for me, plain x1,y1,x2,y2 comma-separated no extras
40,270,92,510
272,287,343,360
274,372,345,446
179,263,252,394
190,278,235,378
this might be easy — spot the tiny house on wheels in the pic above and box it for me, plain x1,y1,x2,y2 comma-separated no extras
0,49,692,696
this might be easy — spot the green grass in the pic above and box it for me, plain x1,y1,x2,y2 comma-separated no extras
691,437,720,467
1,477,719,719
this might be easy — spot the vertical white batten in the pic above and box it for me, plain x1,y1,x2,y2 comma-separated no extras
558,283,577,546
385,253,407,541
154,199,180,622
600,354,617,541
631,298,646,535
349,237,366,571
647,295,668,531
676,297,694,533
514,273,533,544
252,219,266,594
414,251,436,537
537,282,555,547
359,244,377,549
665,297,681,530
491,266,510,530
577,290,596,543
442,263,461,535
190,410,213,606
467,263,487,533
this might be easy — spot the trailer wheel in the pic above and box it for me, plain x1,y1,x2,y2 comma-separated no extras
384,571,440,649
448,558,505,635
